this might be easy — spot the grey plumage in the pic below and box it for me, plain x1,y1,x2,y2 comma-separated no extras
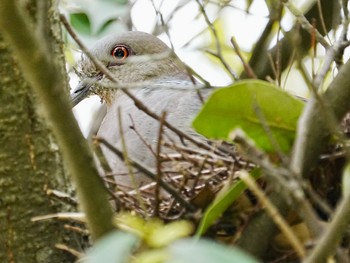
72,31,210,191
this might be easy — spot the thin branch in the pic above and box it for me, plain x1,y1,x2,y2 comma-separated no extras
95,138,197,212
0,1,114,241
239,171,306,259
117,108,148,214
316,0,332,44
230,36,257,79
232,130,324,237
194,0,238,80
55,243,83,258
150,0,174,50
128,115,157,157
60,14,221,156
244,0,336,80
290,48,350,180
304,191,350,262
313,34,350,90
282,0,330,49
154,112,167,216
240,17,276,79
96,80,213,91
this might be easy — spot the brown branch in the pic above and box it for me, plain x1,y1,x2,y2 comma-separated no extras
128,115,157,157
305,192,350,262
117,108,148,214
0,1,114,240
194,0,238,80
290,59,350,179
242,0,337,80
239,171,306,258
230,36,257,79
232,131,324,237
154,111,167,216
96,137,197,212
60,14,221,156
282,0,330,49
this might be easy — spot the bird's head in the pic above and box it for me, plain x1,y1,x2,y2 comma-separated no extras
71,31,189,106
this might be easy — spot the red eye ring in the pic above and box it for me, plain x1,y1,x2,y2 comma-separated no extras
111,45,129,61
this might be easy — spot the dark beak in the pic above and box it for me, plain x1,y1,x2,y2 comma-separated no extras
71,78,95,107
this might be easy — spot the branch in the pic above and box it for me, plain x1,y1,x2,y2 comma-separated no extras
0,1,114,240
60,15,223,156
305,192,350,262
96,137,197,212
237,191,288,258
239,171,306,258
232,131,323,237
241,0,337,79
290,58,350,178
283,0,330,49
194,0,238,80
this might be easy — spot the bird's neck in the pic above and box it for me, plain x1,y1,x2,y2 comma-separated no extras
100,72,194,107
94,54,194,105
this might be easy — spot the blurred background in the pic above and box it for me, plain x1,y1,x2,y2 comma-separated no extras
60,0,336,135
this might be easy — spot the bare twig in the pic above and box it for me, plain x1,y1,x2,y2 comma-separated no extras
0,1,115,241
239,171,306,258
304,191,350,262
154,112,167,216
117,108,148,214
95,137,197,212
232,130,324,237
316,0,332,43
55,244,83,258
128,115,157,157
60,14,221,156
291,51,350,181
194,0,238,80
150,0,174,50
282,0,330,49
230,36,257,79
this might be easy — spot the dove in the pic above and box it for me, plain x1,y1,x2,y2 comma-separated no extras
72,31,210,192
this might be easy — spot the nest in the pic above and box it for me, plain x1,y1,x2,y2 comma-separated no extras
98,138,255,223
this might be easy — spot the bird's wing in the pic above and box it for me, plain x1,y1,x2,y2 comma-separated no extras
96,79,210,189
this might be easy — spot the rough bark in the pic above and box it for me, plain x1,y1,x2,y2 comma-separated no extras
0,1,79,262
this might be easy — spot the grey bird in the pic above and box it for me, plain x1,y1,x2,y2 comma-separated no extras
72,31,210,193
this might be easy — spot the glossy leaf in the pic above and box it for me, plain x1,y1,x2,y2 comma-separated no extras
196,169,260,237
193,80,304,152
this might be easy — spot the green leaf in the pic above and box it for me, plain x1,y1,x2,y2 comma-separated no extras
195,169,261,237
193,80,304,152
84,231,138,263
70,13,91,35
168,239,261,263
72,0,129,35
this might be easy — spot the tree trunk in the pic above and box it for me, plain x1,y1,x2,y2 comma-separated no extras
0,1,79,262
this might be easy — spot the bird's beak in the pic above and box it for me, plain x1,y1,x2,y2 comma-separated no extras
71,78,95,107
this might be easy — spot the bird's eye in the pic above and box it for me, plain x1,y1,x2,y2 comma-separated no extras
111,45,129,62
